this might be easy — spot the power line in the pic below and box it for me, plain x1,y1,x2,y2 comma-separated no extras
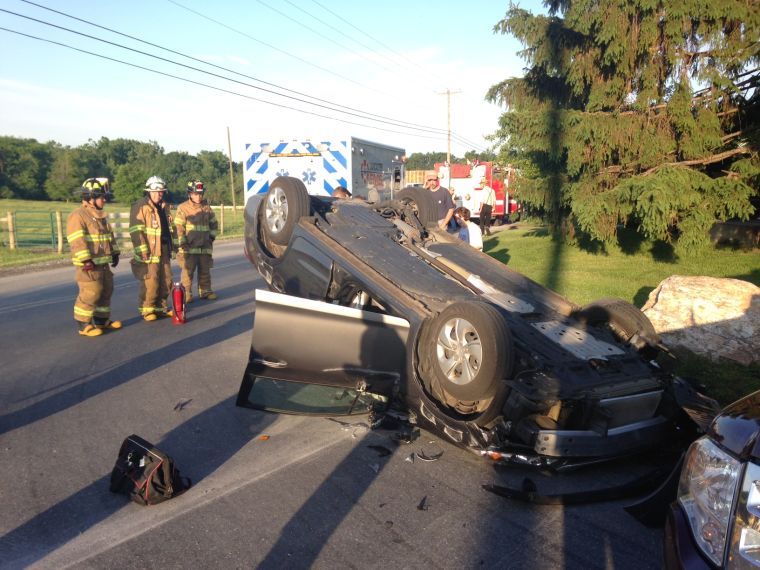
255,0,397,75
16,0,448,135
279,0,420,79
308,0,438,82
161,0,488,152
1,8,451,136
165,0,400,99
0,26,450,142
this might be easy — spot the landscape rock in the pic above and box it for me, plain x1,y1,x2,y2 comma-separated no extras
641,275,760,365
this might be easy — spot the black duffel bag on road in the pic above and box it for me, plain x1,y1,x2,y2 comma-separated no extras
109,434,191,506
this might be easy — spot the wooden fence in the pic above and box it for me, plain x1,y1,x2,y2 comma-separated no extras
2,205,239,252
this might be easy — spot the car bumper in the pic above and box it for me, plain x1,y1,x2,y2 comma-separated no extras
531,416,672,457
664,504,712,570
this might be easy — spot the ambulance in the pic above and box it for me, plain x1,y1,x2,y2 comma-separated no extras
243,137,405,203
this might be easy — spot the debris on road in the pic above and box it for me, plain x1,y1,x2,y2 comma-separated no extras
173,398,192,411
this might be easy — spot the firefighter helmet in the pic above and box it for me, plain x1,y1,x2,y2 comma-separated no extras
80,177,111,201
187,180,205,194
145,176,166,191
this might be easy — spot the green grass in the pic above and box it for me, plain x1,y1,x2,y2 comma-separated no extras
0,198,244,269
485,223,760,405
486,225,759,307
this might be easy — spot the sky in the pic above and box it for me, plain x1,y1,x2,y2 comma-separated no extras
0,0,543,161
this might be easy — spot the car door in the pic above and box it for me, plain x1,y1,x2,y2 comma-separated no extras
237,289,410,416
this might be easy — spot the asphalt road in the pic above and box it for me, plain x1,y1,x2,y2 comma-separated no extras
0,240,663,569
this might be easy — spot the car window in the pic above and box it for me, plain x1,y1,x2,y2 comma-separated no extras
243,376,386,416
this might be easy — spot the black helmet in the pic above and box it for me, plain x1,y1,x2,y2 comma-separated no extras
80,178,112,201
187,180,205,194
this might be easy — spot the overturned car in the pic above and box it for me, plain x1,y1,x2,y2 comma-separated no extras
238,176,716,465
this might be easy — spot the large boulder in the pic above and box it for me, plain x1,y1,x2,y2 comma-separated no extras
642,276,760,365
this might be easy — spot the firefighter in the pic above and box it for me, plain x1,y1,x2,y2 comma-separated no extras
129,176,178,321
175,180,218,303
66,178,121,337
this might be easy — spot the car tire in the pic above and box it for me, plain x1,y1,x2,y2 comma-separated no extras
574,297,660,347
422,301,513,404
396,187,437,226
261,177,310,246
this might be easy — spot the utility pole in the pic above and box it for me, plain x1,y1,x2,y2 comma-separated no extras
226,126,236,212
438,88,461,164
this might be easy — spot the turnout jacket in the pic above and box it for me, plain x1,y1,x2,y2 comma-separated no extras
129,196,178,263
175,198,218,254
66,202,119,266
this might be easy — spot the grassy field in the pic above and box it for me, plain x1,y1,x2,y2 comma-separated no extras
0,198,244,268
485,223,760,405
485,224,759,307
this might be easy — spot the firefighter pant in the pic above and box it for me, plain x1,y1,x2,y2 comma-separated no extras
74,265,113,323
131,255,173,316
479,204,493,236
179,253,213,296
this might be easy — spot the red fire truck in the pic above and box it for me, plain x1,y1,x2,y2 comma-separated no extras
435,162,520,223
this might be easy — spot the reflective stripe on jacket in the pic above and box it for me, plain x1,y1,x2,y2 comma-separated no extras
66,202,119,266
129,196,178,263
175,199,218,255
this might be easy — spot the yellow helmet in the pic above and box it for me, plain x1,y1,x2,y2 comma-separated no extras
80,177,111,200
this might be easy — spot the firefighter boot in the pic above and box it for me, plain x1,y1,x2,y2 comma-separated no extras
143,313,158,322
95,317,123,331
78,322,104,337
200,291,218,300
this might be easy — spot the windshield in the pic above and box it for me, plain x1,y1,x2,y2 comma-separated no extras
243,376,386,416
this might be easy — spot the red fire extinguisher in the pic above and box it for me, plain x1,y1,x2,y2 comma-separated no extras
172,282,186,325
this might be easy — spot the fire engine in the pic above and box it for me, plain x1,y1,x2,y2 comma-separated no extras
435,162,520,223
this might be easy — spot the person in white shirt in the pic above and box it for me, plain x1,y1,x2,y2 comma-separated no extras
478,178,496,236
454,207,483,251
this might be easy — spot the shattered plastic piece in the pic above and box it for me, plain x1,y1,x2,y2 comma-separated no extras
417,495,428,511
368,445,392,457
482,465,670,505
416,450,443,462
369,463,380,474
416,443,444,462
478,448,548,468
405,453,415,464
258,435,271,441
173,398,192,411
392,427,420,445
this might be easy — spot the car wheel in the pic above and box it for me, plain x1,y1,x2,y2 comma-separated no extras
396,187,437,226
574,298,660,350
261,177,310,246
422,302,513,404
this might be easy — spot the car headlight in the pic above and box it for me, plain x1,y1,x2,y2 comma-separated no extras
727,461,760,568
678,437,742,566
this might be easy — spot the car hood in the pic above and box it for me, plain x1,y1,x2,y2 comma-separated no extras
709,390,760,461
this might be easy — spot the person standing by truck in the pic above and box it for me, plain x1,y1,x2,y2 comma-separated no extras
67,178,122,337
478,177,495,236
129,176,177,321
175,180,218,303
425,171,455,231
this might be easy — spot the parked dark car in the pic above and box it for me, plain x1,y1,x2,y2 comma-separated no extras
664,390,760,569
238,176,716,466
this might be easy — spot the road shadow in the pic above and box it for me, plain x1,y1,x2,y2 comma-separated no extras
255,308,405,567
0,396,274,568
0,305,252,436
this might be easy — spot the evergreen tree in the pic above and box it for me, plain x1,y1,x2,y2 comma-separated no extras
488,0,759,251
